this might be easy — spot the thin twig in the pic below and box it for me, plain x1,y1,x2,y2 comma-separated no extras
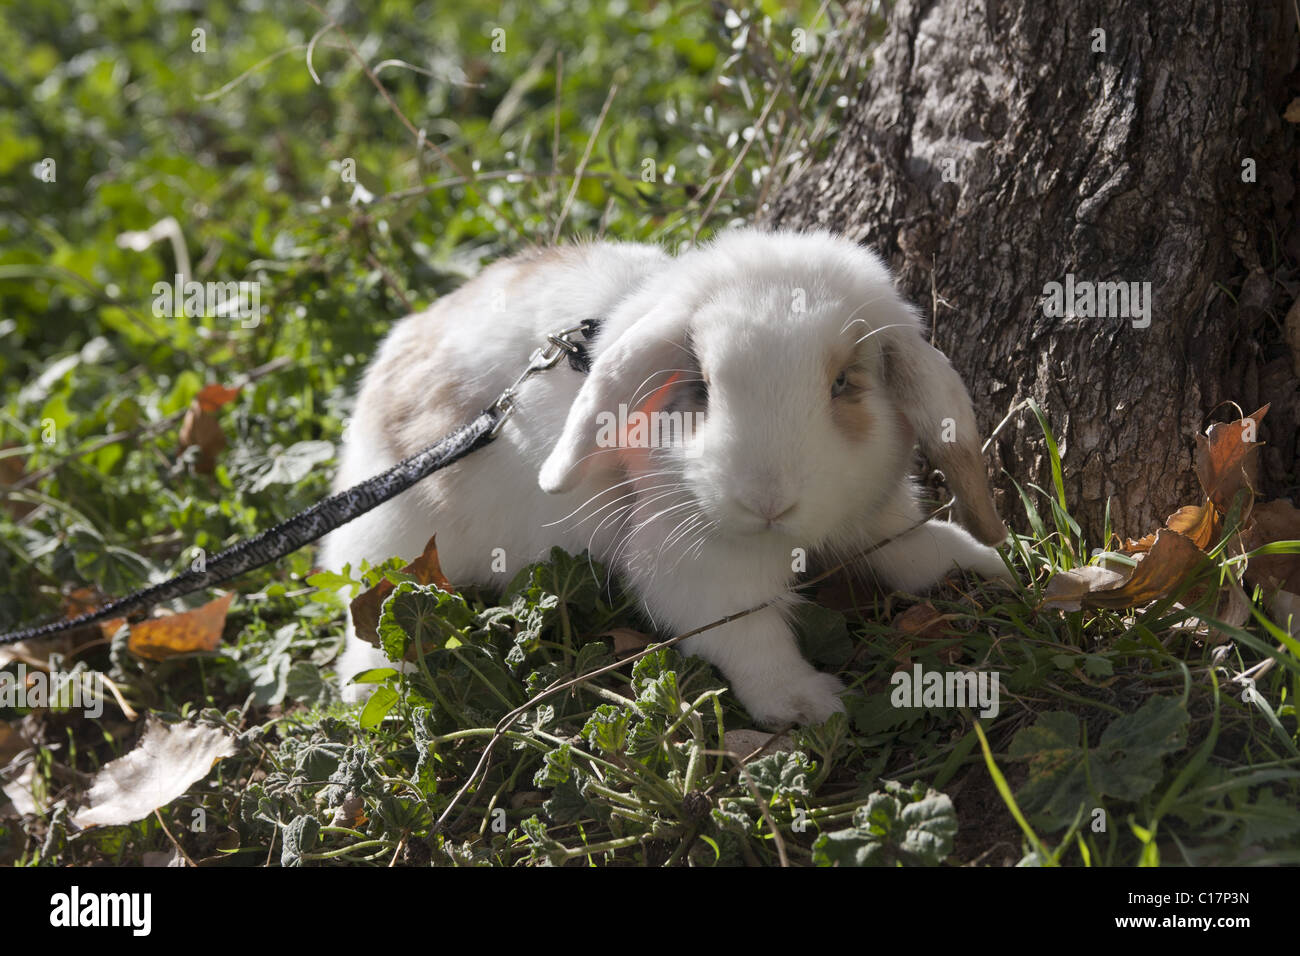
365,253,415,313
153,809,198,868
552,83,618,243
692,88,779,244
551,51,563,217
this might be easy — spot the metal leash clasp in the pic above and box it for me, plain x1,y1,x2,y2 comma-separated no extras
488,323,591,436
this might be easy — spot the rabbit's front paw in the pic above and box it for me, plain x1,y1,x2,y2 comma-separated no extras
741,670,846,729
966,544,1013,583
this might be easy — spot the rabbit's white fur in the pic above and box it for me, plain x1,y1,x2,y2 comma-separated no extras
321,229,1009,727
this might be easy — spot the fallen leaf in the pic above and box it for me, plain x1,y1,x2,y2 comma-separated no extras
1124,501,1220,553
1043,566,1128,611
178,399,227,473
1208,577,1253,643
178,383,239,473
1285,97,1300,123
891,602,963,665
73,717,236,828
53,589,126,642
1266,590,1300,636
99,617,128,639
0,446,35,519
1195,405,1267,514
1167,501,1220,550
1087,530,1207,609
128,592,233,661
350,535,454,645
595,627,653,655
1045,530,1206,610
723,728,795,758
61,587,94,616
895,602,945,638
195,383,240,413
0,764,46,817
1242,498,1300,593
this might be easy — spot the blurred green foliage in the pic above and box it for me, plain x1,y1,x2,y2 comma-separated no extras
0,0,857,628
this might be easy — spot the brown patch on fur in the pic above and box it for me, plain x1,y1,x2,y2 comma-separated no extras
361,300,482,463
827,350,871,440
831,393,872,441
360,241,591,465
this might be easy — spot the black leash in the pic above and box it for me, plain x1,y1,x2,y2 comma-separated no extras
0,321,599,646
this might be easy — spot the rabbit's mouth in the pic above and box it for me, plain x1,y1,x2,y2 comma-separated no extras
717,497,803,540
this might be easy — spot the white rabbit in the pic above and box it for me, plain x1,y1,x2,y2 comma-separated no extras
320,228,1010,727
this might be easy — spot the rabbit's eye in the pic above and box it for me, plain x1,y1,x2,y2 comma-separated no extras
831,370,850,398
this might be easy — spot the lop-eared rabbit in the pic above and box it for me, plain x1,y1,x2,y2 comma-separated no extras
322,229,1009,727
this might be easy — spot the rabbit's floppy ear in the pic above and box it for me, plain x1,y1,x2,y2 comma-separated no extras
879,318,1008,545
539,303,690,493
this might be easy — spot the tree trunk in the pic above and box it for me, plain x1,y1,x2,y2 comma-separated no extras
763,0,1300,543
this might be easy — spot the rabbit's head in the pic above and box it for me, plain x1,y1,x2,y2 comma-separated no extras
538,229,1006,552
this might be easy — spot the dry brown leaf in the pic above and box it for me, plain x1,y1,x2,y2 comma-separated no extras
895,602,944,637
195,383,240,413
350,535,455,646
99,617,128,639
892,602,964,664
1166,501,1221,550
1242,498,1300,593
128,592,233,661
1195,405,1267,514
723,728,796,758
1267,590,1300,636
1285,98,1300,123
1129,501,1222,553
1209,577,1254,643
178,384,239,473
62,587,102,620
0,446,35,520
178,405,226,473
595,627,653,655
58,588,125,640
1122,532,1155,553
1089,530,1207,610
1043,565,1128,611
1045,530,1206,611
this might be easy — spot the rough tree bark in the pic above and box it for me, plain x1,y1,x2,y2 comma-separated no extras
764,0,1300,542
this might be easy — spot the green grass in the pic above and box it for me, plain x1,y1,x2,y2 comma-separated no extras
2,0,1297,866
